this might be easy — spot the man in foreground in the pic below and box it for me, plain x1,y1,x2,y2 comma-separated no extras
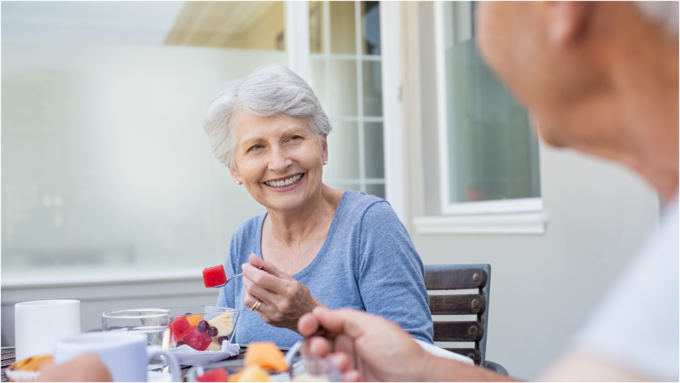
299,2,678,381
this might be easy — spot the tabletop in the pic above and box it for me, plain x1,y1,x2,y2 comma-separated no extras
1,346,248,382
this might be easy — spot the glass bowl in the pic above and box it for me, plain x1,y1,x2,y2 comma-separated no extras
186,357,340,382
163,306,240,352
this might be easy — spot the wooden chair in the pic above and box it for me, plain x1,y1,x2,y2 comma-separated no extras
424,264,507,375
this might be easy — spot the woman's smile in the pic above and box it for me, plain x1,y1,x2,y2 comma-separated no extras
263,173,305,192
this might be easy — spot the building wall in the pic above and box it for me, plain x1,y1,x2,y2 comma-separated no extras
402,2,660,380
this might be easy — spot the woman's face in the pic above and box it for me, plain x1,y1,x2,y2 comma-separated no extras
230,112,328,213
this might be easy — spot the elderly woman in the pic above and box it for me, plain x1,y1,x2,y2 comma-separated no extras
203,64,433,347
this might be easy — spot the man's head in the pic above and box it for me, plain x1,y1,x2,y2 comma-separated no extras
476,2,678,163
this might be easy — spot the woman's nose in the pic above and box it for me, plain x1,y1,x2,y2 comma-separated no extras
269,146,292,172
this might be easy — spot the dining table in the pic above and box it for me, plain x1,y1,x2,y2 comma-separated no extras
1,346,248,382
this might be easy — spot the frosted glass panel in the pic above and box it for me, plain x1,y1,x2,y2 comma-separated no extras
326,122,360,180
2,42,285,276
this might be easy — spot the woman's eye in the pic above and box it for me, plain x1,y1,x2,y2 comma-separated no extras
249,145,264,151
290,135,302,141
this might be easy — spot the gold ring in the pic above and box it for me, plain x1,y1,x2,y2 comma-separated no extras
250,299,262,312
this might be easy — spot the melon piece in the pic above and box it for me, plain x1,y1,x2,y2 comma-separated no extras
197,367,230,382
203,265,227,288
206,338,223,351
244,342,288,373
170,316,193,342
183,328,212,351
186,315,203,327
207,311,235,338
231,365,272,382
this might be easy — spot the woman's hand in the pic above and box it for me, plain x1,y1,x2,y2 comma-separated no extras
242,253,326,332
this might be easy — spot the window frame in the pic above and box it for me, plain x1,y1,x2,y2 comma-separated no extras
433,1,543,217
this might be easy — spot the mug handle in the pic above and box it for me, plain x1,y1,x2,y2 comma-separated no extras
147,345,181,382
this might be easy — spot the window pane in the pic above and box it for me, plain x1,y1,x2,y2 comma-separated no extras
329,1,356,54
444,2,540,204
362,61,383,116
326,121,360,180
330,59,358,116
1,1,284,276
364,123,384,178
309,1,325,53
310,59,328,110
361,2,380,55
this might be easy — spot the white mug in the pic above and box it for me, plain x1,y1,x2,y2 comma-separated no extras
54,332,181,382
15,300,81,361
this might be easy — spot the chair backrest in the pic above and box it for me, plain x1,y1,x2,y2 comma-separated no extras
424,264,492,366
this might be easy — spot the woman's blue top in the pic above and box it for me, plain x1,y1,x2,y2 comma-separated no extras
216,190,434,347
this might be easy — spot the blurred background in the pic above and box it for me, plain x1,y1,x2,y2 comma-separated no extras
1,2,659,380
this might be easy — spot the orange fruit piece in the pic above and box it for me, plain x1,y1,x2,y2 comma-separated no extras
186,315,203,327
244,342,288,373
230,365,271,382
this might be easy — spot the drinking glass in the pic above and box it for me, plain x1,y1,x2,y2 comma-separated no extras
102,308,170,371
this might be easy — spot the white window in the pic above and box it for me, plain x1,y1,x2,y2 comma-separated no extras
308,1,386,198
414,1,546,234
436,1,542,215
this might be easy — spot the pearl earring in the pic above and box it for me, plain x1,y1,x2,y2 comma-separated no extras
235,181,242,185
323,160,328,165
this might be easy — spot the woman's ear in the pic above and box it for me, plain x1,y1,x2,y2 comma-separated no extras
229,168,242,185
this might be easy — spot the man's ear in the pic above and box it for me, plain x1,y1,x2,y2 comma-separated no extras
547,2,592,47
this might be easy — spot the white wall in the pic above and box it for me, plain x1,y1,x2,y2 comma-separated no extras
403,2,659,380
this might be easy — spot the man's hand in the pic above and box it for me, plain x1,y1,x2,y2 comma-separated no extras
298,307,433,381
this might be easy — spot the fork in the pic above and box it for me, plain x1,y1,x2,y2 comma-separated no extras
210,267,262,288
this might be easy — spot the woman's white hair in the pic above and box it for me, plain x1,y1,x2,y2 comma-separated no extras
204,64,332,170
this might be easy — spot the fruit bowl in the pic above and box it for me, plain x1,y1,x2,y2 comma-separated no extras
186,357,340,382
164,306,240,352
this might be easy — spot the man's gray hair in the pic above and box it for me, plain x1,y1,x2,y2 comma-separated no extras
634,1,679,36
204,64,332,170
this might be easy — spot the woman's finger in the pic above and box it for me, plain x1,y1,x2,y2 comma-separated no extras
242,275,280,308
242,263,291,294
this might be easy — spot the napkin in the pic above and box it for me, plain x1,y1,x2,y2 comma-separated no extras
169,341,240,366
415,339,474,365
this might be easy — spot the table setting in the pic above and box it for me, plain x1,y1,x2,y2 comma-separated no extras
2,264,340,382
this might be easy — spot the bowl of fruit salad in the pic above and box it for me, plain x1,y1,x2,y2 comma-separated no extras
186,342,340,382
165,306,240,356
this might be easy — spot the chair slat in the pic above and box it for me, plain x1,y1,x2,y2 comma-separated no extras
425,268,487,290
433,321,485,341
445,348,481,365
429,294,486,315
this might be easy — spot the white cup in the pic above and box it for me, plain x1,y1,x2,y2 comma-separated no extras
54,332,181,382
15,299,81,361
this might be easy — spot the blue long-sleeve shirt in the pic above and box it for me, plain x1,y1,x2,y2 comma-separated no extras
217,190,434,347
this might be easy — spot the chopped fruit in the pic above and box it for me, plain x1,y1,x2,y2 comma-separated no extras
183,328,212,351
208,312,235,338
206,338,223,351
186,315,203,327
170,316,193,341
198,320,209,333
244,342,288,373
208,326,218,337
197,367,230,382
203,265,227,288
231,365,272,382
